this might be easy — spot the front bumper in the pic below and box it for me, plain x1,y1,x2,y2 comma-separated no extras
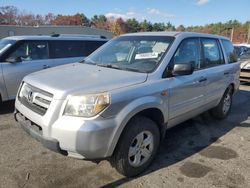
15,112,67,155
14,109,117,160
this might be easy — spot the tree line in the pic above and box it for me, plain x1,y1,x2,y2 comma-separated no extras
0,6,249,43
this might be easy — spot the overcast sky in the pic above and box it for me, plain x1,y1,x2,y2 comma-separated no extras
2,0,250,26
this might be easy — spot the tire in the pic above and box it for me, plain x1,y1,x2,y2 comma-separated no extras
210,86,233,119
110,116,160,177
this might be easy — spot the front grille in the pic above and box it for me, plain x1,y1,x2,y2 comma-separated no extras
18,83,53,116
241,69,250,73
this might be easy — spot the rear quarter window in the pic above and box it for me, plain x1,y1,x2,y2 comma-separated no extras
221,39,238,63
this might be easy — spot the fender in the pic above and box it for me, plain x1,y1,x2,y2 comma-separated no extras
105,95,167,157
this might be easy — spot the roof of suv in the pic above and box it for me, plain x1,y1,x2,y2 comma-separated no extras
4,35,108,41
123,32,229,40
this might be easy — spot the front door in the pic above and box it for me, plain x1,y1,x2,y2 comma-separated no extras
2,40,51,99
167,38,207,126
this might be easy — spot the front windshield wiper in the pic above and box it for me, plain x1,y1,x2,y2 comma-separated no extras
97,64,121,70
122,67,146,73
98,64,146,73
80,59,96,65
83,62,146,73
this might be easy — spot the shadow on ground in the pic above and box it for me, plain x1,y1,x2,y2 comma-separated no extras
0,100,15,115
101,87,250,188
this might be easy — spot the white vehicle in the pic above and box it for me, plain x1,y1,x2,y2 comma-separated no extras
240,52,250,82
0,35,107,103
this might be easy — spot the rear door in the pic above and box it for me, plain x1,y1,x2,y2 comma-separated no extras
2,40,51,99
220,39,240,87
49,40,106,66
200,38,227,104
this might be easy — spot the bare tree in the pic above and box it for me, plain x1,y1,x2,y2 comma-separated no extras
44,13,55,25
0,6,18,25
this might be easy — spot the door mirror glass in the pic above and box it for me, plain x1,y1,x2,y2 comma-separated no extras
172,62,194,76
5,56,22,63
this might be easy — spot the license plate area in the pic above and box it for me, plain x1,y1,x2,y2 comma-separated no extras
16,112,43,136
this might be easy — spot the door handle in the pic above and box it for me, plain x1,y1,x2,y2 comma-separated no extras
224,72,229,75
43,65,50,69
198,77,207,83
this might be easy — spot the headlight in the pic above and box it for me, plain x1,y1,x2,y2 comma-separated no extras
241,61,250,69
64,93,110,117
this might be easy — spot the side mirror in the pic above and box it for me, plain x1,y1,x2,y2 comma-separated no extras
172,62,194,76
5,56,22,63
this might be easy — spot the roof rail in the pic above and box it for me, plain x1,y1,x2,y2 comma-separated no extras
50,34,106,39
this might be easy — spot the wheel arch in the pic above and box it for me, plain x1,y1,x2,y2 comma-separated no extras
229,83,235,94
134,108,166,139
106,97,167,157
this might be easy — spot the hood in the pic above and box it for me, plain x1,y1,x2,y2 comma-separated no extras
240,60,250,69
24,63,147,99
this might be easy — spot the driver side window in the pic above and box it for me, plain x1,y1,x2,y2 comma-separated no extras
7,41,49,62
173,38,201,70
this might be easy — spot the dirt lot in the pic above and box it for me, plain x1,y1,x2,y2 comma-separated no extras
0,83,250,188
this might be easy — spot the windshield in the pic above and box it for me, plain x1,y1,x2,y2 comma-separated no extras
84,36,174,73
0,39,16,54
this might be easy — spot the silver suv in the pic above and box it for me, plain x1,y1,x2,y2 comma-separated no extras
0,35,107,102
15,32,240,177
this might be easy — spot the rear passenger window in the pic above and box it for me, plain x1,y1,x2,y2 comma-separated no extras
221,39,238,63
84,41,106,56
50,40,106,59
201,39,223,68
173,38,201,70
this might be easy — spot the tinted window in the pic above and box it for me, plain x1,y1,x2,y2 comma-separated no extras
222,40,238,63
173,38,201,70
84,41,107,56
7,41,49,61
50,40,106,59
201,38,223,68
0,39,16,54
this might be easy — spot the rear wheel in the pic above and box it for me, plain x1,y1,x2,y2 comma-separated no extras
211,86,233,119
110,116,160,177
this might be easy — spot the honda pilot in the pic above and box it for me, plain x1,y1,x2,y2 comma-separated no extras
15,32,240,177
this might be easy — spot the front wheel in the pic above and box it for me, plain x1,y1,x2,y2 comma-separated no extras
210,86,233,119
110,116,160,177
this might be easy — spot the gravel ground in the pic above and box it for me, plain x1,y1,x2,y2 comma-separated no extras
0,83,250,188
